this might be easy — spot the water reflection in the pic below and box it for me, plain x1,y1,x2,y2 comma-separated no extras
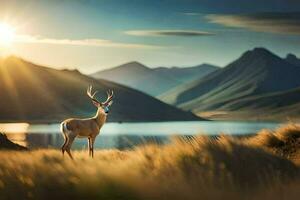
0,123,29,133
1,121,281,150
6,133,169,150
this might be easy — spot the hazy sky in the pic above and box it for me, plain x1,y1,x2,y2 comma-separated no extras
0,0,300,73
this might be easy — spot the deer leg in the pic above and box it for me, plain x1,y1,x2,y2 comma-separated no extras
61,136,69,156
90,137,96,158
66,135,75,160
88,137,91,157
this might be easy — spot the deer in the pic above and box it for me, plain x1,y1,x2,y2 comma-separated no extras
60,86,114,159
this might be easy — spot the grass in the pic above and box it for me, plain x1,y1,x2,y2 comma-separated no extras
1,124,300,199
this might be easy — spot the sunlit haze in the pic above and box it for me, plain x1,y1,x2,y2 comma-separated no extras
0,23,15,46
0,0,299,73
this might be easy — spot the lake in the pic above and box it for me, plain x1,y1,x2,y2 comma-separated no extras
0,121,281,150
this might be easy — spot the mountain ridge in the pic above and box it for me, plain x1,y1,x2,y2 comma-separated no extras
0,56,201,122
160,47,300,117
92,61,218,96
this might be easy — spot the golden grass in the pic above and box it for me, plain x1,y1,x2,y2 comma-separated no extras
247,123,300,163
1,124,300,200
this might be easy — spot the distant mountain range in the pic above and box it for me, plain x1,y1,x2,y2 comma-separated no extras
2,47,299,122
0,56,200,123
91,62,218,96
160,48,300,120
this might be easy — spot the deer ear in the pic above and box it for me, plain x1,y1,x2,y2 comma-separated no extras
92,100,100,107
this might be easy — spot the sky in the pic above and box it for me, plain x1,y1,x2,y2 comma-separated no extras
0,0,300,73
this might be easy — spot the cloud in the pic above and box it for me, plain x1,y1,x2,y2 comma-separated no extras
14,34,164,49
183,12,203,16
125,30,215,37
206,12,300,35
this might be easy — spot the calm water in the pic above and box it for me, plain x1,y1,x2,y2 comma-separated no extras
0,121,281,150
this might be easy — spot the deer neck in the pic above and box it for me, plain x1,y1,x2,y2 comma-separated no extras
94,109,107,127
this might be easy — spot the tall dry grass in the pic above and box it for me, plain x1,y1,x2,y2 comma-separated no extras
1,124,300,200
247,123,300,163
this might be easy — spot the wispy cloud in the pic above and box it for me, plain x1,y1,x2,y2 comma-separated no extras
125,30,215,37
14,34,164,49
183,12,203,16
206,12,300,35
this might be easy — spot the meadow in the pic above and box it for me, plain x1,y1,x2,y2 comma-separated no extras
1,124,300,200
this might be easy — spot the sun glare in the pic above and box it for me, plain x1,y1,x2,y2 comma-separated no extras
0,23,15,46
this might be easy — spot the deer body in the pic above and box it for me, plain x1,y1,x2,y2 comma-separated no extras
61,86,113,159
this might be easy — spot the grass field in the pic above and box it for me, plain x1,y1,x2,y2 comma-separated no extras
1,124,300,200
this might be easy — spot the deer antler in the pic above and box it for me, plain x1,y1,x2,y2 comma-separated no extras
87,85,101,105
103,89,114,106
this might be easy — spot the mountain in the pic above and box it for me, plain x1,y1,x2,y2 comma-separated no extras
91,62,218,96
0,56,200,123
285,53,300,66
153,64,218,83
91,61,180,96
160,48,300,115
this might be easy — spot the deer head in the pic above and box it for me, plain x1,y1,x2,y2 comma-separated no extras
87,85,114,114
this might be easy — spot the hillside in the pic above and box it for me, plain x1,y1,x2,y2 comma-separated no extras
91,62,218,96
0,56,200,122
285,53,300,66
160,48,300,115
204,87,300,120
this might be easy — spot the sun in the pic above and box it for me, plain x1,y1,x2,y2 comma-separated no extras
0,23,15,46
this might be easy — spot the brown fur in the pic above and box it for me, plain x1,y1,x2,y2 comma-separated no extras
61,107,107,159
61,86,113,159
